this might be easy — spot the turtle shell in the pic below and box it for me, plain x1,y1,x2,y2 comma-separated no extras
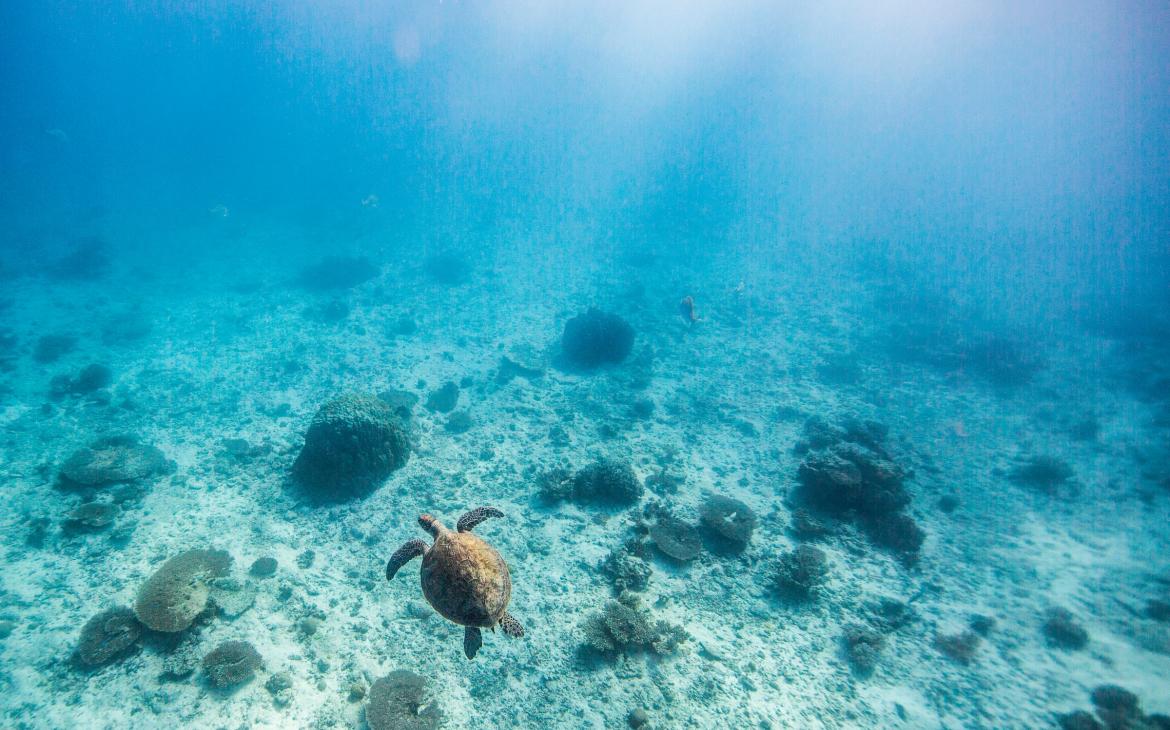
420,531,511,628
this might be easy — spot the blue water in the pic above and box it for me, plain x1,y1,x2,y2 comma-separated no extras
2,2,1169,728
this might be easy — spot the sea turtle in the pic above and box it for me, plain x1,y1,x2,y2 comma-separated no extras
385,507,524,659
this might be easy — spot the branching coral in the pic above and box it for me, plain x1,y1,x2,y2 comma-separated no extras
582,598,687,657
843,623,886,674
601,540,651,594
540,460,643,506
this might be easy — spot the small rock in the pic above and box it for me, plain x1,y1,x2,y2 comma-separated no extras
299,617,322,636
348,681,367,702
629,708,650,728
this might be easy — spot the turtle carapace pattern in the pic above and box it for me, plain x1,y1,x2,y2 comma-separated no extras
385,507,525,659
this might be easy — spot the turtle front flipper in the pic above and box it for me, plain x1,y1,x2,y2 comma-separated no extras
464,626,483,660
457,506,504,533
500,612,525,638
385,539,427,581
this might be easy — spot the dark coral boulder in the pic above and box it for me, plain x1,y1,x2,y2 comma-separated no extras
1056,711,1103,730
864,512,925,564
1089,685,1142,729
424,382,460,413
1058,685,1169,730
33,334,78,364
45,237,111,281
49,363,113,398
774,545,830,600
842,623,885,674
792,417,923,563
797,443,909,518
1010,454,1075,494
295,255,379,291
1042,607,1089,650
571,459,643,505
292,393,411,502
561,308,635,370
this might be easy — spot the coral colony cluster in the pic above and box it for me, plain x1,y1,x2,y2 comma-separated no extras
0,244,1166,730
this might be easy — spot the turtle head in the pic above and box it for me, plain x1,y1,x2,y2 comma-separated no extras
418,513,444,537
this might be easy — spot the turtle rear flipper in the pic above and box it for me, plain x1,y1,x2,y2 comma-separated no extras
500,612,524,638
385,539,427,580
464,626,482,660
457,506,504,533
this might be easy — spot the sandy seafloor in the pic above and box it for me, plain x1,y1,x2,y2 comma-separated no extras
1,209,1168,729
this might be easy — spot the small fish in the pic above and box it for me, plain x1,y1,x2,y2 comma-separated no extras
44,128,70,143
209,204,230,218
361,194,379,208
679,296,699,325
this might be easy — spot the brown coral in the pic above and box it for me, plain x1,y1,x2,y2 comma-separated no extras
64,502,120,530
60,435,172,487
698,494,758,549
134,549,232,632
202,640,262,687
76,607,142,667
366,670,443,730
649,515,701,562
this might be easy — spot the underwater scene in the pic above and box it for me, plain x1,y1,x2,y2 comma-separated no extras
1,2,1169,728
